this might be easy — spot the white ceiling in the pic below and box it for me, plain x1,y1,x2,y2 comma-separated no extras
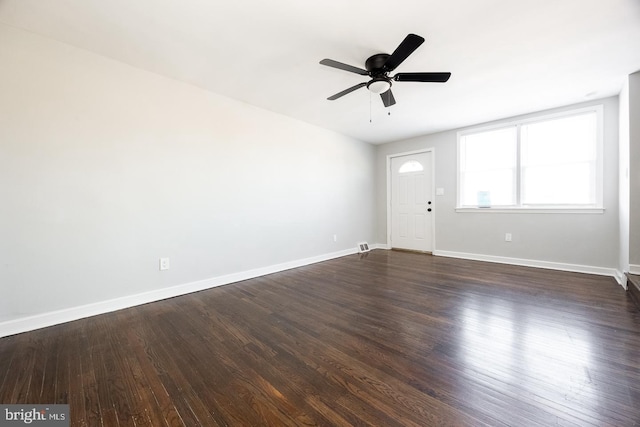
1,0,639,144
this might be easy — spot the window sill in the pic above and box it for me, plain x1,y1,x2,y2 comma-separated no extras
455,207,605,214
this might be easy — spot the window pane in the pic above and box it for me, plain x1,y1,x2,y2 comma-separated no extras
398,160,424,173
460,127,517,206
521,112,597,205
461,169,517,206
523,163,592,205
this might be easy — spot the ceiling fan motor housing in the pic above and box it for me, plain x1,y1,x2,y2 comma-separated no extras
365,53,391,74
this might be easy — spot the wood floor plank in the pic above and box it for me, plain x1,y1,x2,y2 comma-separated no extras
7,335,38,404
2,250,640,426
78,327,101,427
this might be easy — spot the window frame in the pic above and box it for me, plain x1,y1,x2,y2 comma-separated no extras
456,105,604,213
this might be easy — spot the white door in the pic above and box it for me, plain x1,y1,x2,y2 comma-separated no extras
390,152,433,252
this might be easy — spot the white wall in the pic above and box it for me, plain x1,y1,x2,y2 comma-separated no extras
0,24,376,327
376,97,620,273
629,72,640,270
619,79,630,280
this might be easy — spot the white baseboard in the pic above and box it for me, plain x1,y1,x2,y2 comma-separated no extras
629,264,640,275
433,250,622,285
371,243,391,250
615,270,626,289
0,247,357,338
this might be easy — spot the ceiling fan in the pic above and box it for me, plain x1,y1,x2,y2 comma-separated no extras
320,34,451,107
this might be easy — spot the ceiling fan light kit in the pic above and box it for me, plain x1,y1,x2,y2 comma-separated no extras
320,33,451,107
367,78,391,94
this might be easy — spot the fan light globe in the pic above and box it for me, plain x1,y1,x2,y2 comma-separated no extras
367,80,391,94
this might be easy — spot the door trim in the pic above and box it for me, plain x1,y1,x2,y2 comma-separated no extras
386,148,436,251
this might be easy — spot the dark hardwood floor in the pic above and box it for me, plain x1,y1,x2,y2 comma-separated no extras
1,250,640,426
628,274,640,311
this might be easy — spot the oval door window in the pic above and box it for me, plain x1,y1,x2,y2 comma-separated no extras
398,160,424,173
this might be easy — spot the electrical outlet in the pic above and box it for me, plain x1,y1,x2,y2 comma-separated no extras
505,233,512,242
159,257,170,271
333,234,338,242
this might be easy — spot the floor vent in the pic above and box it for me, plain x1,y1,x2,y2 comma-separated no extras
357,242,370,253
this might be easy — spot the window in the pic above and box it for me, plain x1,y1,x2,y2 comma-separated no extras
398,160,424,173
457,105,603,211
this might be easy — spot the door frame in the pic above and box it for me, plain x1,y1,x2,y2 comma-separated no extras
386,148,436,251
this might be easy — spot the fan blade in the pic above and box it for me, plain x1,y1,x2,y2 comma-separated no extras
383,33,425,72
320,59,368,75
380,89,396,107
327,82,367,100
394,72,451,83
